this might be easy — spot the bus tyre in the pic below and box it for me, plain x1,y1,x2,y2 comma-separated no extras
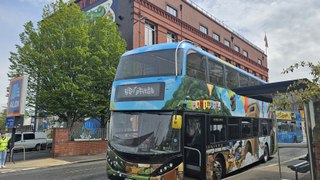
213,157,225,180
262,145,269,163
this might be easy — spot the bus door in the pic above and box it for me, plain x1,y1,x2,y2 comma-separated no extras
184,114,206,179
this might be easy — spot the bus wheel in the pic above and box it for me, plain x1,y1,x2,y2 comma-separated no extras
262,145,269,163
213,157,225,180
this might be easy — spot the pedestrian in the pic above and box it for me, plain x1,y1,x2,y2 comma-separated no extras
0,131,10,168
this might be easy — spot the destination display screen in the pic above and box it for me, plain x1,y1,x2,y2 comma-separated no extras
115,82,165,101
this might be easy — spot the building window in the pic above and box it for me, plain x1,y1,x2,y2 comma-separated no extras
145,21,156,46
243,50,248,57
213,32,220,41
224,39,230,47
167,32,176,42
166,5,177,17
234,45,240,52
258,59,262,65
200,25,208,34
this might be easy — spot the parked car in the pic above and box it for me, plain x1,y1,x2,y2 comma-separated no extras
7,132,52,151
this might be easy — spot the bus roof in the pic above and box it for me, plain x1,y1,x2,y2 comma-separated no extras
122,42,265,84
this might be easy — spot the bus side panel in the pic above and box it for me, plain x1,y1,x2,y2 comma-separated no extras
110,77,273,119
206,138,261,178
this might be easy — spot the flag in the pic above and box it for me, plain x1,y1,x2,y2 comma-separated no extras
264,33,268,48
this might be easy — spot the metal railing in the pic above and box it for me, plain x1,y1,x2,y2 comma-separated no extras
9,146,26,163
70,127,108,140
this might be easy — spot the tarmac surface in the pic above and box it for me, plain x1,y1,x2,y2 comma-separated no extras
0,150,312,180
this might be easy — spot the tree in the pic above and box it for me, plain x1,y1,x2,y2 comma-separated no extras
275,61,320,140
8,0,126,128
0,109,6,129
274,61,320,109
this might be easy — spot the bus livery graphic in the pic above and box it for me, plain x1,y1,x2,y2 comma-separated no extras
107,42,276,180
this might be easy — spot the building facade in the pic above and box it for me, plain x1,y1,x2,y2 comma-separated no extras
75,0,269,82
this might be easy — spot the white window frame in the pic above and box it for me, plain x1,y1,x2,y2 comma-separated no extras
234,45,240,52
224,39,230,47
213,32,220,41
200,25,208,34
145,21,156,46
166,5,177,17
167,32,176,43
258,59,262,65
243,50,248,57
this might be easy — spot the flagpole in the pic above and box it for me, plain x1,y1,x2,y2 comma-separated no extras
264,32,268,56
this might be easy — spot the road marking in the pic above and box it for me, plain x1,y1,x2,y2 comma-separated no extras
22,167,38,171
0,169,17,173
256,155,305,170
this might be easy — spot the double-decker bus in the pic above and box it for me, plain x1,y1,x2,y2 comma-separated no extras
107,42,276,180
277,111,303,143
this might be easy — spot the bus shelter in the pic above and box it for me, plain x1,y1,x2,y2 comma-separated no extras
233,79,318,180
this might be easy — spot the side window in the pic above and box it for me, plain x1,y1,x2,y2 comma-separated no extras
208,117,226,143
252,118,259,136
186,51,206,81
15,134,22,142
268,119,274,134
241,118,252,138
261,120,268,136
227,117,240,140
208,60,224,87
225,66,239,88
239,73,249,87
24,133,35,140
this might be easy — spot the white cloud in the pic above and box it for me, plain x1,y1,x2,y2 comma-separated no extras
193,0,320,82
19,0,55,7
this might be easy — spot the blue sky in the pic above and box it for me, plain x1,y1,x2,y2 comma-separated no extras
1,0,320,110
0,0,52,109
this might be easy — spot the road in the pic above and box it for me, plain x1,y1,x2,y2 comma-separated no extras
0,147,309,180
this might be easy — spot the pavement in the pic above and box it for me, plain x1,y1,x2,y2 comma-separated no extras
0,151,312,180
0,151,106,174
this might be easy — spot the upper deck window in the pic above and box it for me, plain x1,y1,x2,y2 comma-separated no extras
186,51,206,81
115,49,183,80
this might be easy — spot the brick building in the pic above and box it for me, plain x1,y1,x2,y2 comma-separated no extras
76,0,269,81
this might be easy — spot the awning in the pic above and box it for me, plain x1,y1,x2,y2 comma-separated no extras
232,78,308,103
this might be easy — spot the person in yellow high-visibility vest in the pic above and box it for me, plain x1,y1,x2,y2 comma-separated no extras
0,131,10,168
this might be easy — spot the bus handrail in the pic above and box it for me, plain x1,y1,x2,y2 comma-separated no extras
184,146,201,167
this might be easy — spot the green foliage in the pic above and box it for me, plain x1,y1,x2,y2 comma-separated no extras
8,0,126,127
276,61,320,140
0,109,6,129
275,61,320,111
